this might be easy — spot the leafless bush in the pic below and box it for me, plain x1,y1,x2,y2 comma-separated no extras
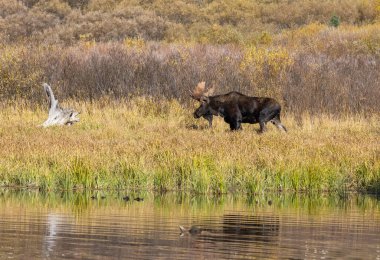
283,52,380,115
1,41,378,116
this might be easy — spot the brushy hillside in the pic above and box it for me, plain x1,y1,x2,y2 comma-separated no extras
1,25,380,116
1,0,379,116
0,0,379,44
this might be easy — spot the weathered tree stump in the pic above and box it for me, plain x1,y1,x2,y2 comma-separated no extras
41,83,80,127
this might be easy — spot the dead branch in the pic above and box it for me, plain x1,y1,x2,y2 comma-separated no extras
41,83,79,127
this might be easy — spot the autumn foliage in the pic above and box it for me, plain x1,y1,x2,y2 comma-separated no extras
0,0,379,116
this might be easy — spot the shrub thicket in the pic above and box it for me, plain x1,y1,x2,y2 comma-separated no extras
1,25,379,116
0,0,379,44
0,0,379,116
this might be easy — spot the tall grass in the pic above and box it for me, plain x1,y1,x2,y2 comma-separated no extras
0,99,378,194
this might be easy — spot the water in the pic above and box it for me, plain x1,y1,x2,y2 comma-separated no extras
0,190,379,260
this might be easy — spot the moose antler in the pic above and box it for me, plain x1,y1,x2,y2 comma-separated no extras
190,82,214,101
205,85,215,97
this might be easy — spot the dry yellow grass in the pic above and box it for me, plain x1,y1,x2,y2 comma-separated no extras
0,98,379,194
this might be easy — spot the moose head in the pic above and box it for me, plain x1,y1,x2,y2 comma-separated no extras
190,82,215,122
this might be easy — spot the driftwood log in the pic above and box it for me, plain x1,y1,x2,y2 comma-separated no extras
41,83,79,127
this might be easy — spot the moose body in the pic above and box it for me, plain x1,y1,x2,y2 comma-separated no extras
191,84,287,132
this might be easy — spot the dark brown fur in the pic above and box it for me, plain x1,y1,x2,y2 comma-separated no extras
194,91,287,132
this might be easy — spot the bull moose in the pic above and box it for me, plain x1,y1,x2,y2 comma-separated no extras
190,82,287,133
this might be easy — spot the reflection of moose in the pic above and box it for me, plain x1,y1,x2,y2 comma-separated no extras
190,82,287,132
180,214,279,243
222,214,279,242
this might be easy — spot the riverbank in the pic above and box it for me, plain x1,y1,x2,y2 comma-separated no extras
0,99,379,194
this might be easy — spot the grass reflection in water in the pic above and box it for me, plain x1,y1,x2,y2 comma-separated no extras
0,190,379,259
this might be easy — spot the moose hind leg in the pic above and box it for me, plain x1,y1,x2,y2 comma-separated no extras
259,107,281,133
271,115,287,132
258,121,267,133
258,111,272,133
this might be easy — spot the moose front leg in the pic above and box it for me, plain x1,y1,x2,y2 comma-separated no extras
203,114,213,128
230,120,242,131
223,117,238,130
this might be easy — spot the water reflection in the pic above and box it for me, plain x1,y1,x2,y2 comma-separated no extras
44,213,63,258
0,190,379,259
222,214,279,240
177,214,281,260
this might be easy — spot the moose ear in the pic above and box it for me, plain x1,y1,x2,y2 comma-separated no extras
200,96,210,103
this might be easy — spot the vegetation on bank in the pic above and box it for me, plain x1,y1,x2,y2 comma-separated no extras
0,100,378,194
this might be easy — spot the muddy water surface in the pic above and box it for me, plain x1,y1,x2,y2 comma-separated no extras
0,191,379,259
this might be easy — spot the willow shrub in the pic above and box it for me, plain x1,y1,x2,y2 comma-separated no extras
1,25,380,116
